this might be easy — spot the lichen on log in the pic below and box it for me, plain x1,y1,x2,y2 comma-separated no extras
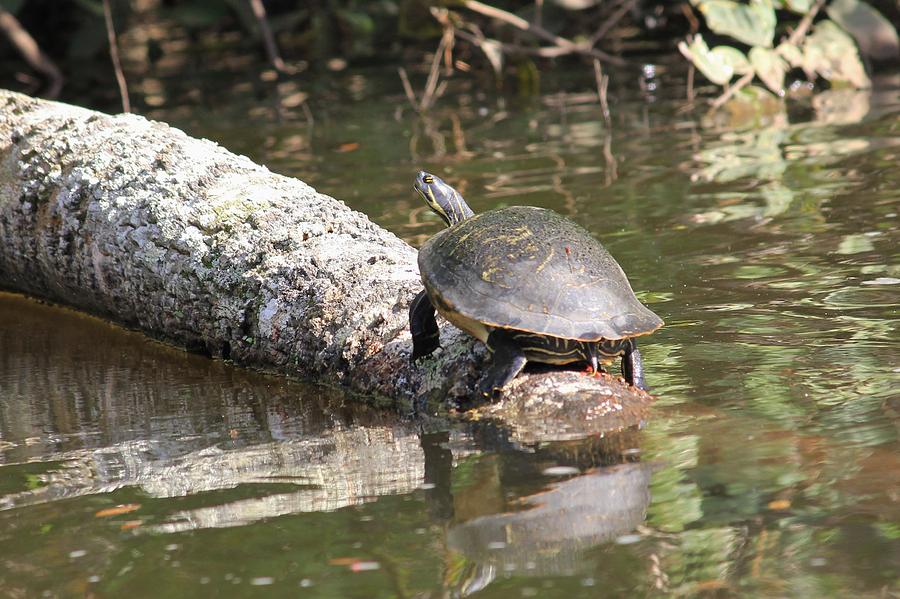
0,90,651,432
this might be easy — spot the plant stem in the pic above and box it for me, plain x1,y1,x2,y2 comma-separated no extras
461,0,625,65
102,0,130,113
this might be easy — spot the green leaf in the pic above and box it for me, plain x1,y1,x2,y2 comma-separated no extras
782,0,813,12
750,47,787,93
480,39,504,77
826,0,899,60
678,35,734,85
711,45,753,75
775,42,803,68
804,20,871,88
696,0,776,48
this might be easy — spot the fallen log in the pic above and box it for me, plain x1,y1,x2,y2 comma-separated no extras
0,90,652,433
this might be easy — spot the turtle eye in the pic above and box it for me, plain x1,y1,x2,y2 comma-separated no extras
423,175,434,184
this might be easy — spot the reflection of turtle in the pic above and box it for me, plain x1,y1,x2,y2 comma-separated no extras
409,171,663,397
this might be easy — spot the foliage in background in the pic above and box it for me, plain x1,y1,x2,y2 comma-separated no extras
679,0,899,103
0,0,899,112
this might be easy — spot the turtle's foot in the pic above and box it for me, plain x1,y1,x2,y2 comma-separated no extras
475,379,504,401
582,364,604,378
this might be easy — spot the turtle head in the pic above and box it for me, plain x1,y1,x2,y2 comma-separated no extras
414,171,475,227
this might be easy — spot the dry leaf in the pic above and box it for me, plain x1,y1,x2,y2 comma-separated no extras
95,504,141,518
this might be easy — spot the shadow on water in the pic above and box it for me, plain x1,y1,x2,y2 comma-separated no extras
2,65,900,596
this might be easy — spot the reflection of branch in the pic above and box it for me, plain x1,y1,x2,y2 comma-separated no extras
590,0,637,47
0,8,63,98
709,0,826,110
102,0,130,113
460,0,625,65
247,0,285,72
398,66,418,108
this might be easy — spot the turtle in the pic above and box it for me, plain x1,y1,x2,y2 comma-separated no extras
409,171,664,398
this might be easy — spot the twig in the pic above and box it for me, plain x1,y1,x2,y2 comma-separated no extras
0,8,63,98
603,131,618,186
709,0,825,110
102,0,130,113
787,0,826,45
680,2,700,34
397,67,419,109
247,0,286,73
709,71,754,109
593,59,611,128
686,63,695,102
590,0,637,47
460,0,625,65
420,29,453,111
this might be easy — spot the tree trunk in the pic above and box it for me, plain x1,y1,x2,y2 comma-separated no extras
0,90,651,433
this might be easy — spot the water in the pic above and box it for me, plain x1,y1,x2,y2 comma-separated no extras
1,65,899,597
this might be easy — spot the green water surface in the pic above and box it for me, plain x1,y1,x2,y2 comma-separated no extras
1,66,898,597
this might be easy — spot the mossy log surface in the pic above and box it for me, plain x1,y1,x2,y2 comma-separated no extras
0,90,651,434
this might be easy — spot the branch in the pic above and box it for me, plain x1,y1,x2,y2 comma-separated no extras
788,0,826,45
460,0,625,65
590,0,638,47
102,0,130,113
709,70,754,109
0,8,63,98
248,0,286,73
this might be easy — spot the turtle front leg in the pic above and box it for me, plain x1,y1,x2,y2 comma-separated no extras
477,329,528,399
409,290,440,362
621,339,647,391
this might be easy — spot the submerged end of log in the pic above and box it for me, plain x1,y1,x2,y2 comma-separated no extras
0,89,655,435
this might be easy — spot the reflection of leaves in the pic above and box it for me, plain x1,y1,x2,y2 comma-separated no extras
836,233,875,255
692,127,787,183
693,0,776,48
803,20,871,88
826,0,900,60
690,183,795,224
665,528,740,594
811,89,871,124
646,433,703,533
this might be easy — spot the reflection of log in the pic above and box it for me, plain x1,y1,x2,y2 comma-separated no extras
447,463,652,588
0,90,651,423
0,428,426,527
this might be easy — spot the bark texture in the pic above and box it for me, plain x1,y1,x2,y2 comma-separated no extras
0,90,651,429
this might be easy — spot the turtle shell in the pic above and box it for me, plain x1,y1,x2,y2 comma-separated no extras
418,206,663,341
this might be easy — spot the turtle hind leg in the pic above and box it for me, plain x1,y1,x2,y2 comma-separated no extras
621,338,648,391
409,290,440,362
477,330,528,399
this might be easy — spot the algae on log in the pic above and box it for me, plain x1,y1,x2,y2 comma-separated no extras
0,90,652,428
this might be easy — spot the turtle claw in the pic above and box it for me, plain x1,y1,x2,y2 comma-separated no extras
582,364,604,378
